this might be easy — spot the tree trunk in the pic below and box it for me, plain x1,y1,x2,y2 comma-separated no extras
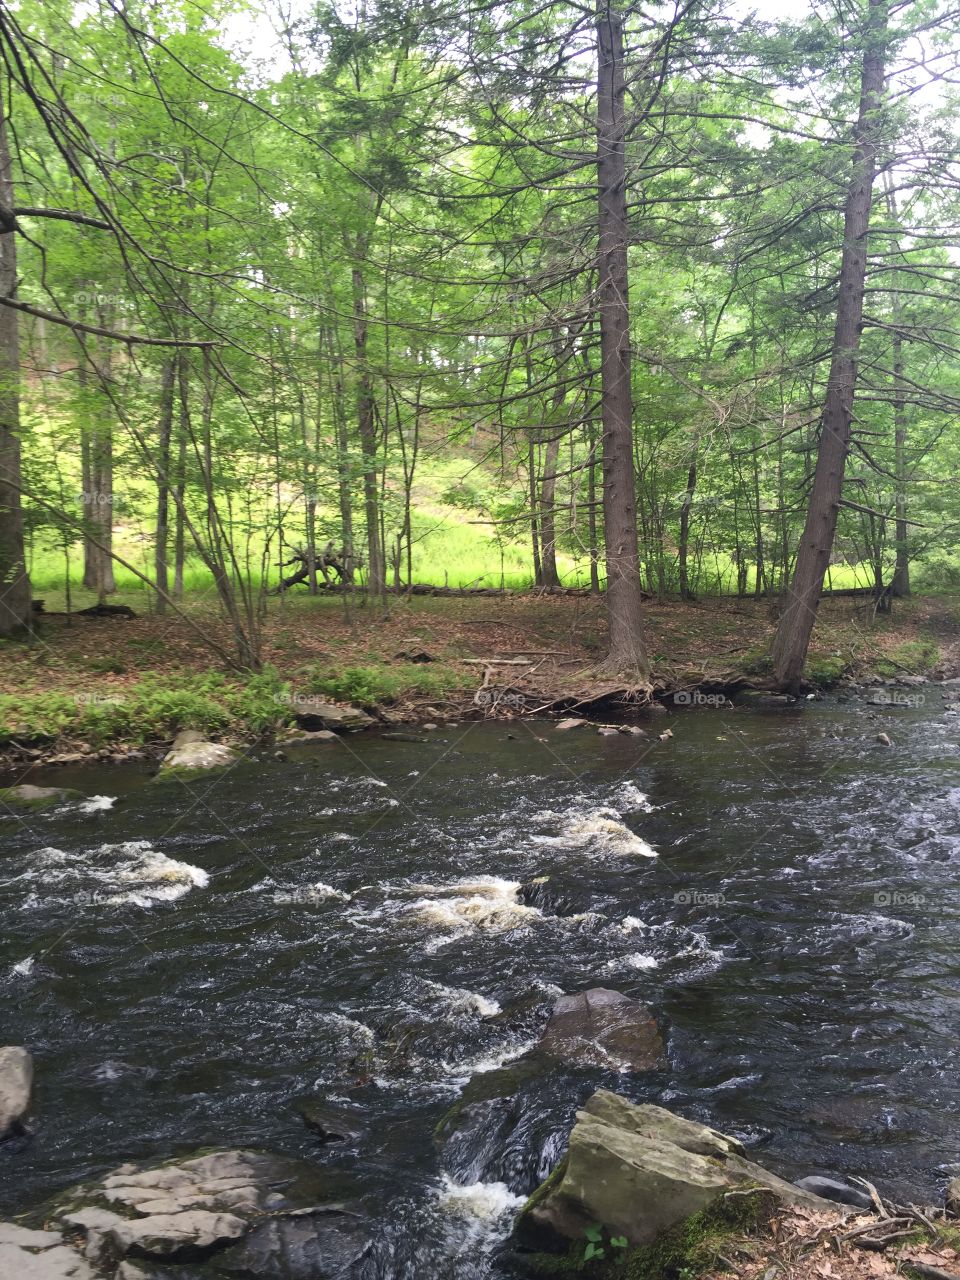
351,264,384,595
595,4,650,681
0,84,31,636
771,0,887,690
539,432,562,588
884,182,910,598
154,358,176,613
677,453,698,601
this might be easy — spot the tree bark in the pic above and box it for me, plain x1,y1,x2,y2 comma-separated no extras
677,452,698,600
0,82,31,635
154,358,176,613
351,262,384,596
595,4,650,681
772,0,887,690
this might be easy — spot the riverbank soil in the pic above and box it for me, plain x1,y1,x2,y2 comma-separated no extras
1,591,957,759
702,1203,960,1280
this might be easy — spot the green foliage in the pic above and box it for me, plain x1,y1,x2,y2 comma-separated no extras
305,661,472,707
876,637,940,676
0,667,288,748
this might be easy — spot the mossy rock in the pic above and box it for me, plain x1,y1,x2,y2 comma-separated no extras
0,784,84,811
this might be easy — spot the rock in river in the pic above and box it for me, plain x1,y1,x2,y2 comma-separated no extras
0,1221,97,1280
154,730,239,782
0,1044,32,1138
0,784,84,810
514,1090,839,1254
537,987,665,1072
16,1148,371,1280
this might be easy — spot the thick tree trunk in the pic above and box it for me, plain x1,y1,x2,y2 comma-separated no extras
0,88,31,636
772,0,887,690
154,358,176,613
595,5,650,681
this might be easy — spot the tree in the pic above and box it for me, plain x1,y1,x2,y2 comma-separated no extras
0,69,32,636
771,0,888,690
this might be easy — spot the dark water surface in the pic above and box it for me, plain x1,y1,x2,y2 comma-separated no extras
2,696,960,1273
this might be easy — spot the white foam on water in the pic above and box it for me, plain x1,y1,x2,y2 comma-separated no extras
422,979,501,1017
79,795,116,814
10,956,34,976
621,952,659,971
405,877,542,937
620,915,645,933
12,841,208,908
611,782,656,812
443,1037,538,1080
438,1175,525,1221
535,806,657,859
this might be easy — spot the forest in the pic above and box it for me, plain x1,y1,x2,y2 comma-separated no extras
1,0,960,696
5,4,960,1276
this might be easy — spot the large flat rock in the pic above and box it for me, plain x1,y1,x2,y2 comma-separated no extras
515,1090,838,1252
0,1221,96,1279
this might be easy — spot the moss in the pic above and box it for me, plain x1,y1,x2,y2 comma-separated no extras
618,1188,777,1280
739,647,773,677
876,637,940,676
805,654,849,687
0,785,84,810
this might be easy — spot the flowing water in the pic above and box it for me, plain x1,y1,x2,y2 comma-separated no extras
2,693,960,1275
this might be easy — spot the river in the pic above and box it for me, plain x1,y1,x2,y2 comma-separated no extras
2,691,959,1275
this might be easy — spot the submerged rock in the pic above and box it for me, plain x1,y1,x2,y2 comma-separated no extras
211,1207,372,1279
0,1045,32,1137
154,731,239,782
295,1100,366,1145
514,1090,836,1253
0,784,84,810
537,988,665,1072
794,1176,872,1209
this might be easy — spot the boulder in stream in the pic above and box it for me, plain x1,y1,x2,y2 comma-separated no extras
154,731,239,782
28,1148,370,1280
290,702,374,732
513,1090,839,1254
537,988,665,1072
0,784,84,810
0,1220,98,1280
0,1044,32,1138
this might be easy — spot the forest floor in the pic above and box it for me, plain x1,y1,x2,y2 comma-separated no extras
1,589,958,765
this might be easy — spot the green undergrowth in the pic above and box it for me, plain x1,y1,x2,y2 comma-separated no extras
303,660,474,708
875,637,940,677
522,1188,777,1279
0,667,290,748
